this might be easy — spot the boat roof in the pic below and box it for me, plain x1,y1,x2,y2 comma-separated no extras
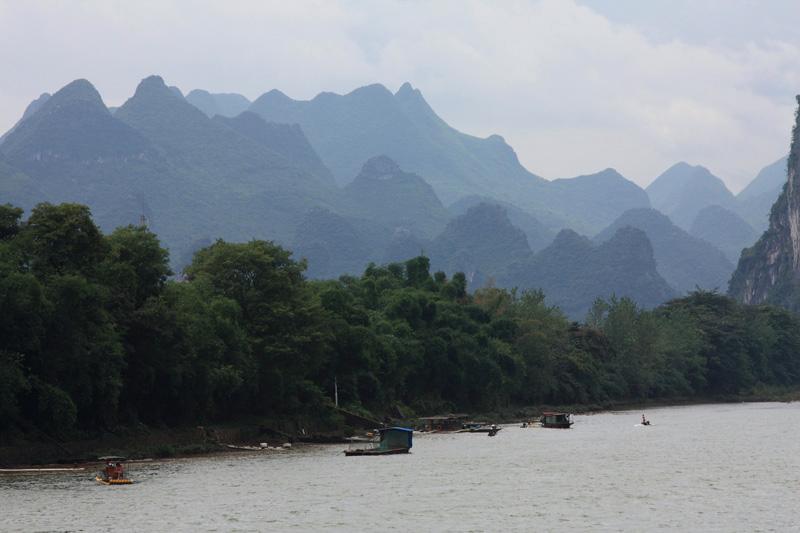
379,427,414,433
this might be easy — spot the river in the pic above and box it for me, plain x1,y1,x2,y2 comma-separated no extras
2,402,799,532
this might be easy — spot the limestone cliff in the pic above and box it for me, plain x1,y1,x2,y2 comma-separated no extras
729,96,800,309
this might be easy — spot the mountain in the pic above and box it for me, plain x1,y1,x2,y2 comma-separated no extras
548,168,651,234
734,155,788,232
114,75,339,248
739,156,788,200
291,208,377,279
1,76,345,268
595,208,733,294
249,82,654,234
502,227,676,319
185,89,251,118
343,156,450,238
213,111,335,185
248,82,546,205
382,228,429,264
730,97,800,310
689,205,758,264
0,157,42,211
0,79,169,231
646,162,734,229
430,203,532,286
448,195,555,252
2,79,151,163
0,92,51,145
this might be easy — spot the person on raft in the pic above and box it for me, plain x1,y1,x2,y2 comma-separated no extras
641,414,650,425
104,462,114,480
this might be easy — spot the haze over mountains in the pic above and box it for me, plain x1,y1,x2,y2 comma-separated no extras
0,75,788,318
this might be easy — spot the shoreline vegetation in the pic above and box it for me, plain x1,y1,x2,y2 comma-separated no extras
4,202,800,467
3,392,799,468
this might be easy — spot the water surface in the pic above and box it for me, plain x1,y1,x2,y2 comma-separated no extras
2,402,799,531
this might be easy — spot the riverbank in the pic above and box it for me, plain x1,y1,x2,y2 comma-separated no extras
3,388,799,468
472,387,800,424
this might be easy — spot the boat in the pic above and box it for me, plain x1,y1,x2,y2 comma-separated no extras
95,476,133,485
418,414,468,432
458,423,502,434
344,427,412,456
540,412,573,429
96,456,133,485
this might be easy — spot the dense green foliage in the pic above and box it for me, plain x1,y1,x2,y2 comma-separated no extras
4,202,800,440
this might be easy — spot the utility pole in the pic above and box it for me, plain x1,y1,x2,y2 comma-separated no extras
334,376,339,407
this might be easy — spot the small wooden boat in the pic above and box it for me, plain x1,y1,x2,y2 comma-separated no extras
540,412,573,429
344,447,410,456
95,476,133,485
96,456,132,484
344,427,412,456
458,422,501,434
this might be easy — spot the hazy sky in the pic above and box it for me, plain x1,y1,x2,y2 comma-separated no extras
2,0,799,192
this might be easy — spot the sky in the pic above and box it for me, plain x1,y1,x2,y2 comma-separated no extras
1,0,800,192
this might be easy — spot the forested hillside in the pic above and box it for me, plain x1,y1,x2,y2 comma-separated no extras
5,202,799,441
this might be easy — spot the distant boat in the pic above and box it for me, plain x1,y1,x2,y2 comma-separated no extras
540,412,573,429
95,476,133,485
344,427,413,456
418,414,468,432
95,456,133,485
458,422,501,434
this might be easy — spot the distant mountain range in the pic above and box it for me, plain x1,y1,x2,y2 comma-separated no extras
185,89,251,118
0,75,790,318
646,162,735,230
503,227,676,319
735,155,787,232
246,82,651,234
595,208,733,294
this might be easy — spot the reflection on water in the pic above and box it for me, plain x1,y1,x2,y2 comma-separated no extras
2,402,800,532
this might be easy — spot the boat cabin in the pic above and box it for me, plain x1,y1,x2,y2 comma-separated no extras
418,414,468,432
345,427,413,456
541,412,573,428
378,427,413,451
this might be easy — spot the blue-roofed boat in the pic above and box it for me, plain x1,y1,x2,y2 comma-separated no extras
540,412,573,428
344,427,413,456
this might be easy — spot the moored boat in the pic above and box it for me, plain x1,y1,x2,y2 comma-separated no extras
540,412,573,428
344,427,412,456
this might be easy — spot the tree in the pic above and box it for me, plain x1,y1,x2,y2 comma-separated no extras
23,203,106,278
